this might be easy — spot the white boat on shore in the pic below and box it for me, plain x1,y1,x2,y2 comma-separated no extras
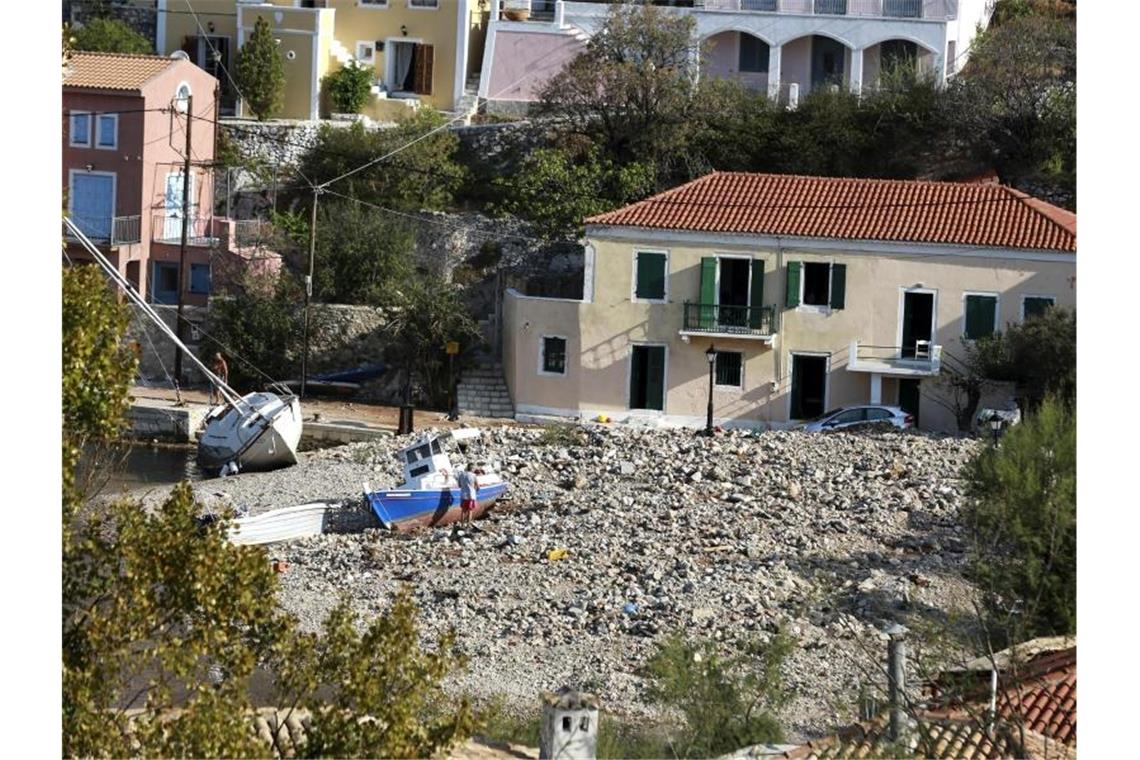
64,216,304,475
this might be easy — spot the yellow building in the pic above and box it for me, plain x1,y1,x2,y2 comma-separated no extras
156,1,489,120
503,173,1077,433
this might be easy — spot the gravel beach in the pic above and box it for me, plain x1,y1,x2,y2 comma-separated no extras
124,424,984,741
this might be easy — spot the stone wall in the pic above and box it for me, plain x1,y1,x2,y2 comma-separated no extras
128,305,209,387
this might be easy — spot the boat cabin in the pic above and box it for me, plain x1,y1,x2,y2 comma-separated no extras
399,434,455,488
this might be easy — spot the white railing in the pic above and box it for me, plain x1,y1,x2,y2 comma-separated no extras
151,214,219,246
848,339,943,374
695,0,957,19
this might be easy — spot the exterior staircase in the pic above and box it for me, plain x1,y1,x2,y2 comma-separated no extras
456,363,515,419
452,74,483,123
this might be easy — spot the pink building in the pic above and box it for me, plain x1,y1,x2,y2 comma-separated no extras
63,51,278,306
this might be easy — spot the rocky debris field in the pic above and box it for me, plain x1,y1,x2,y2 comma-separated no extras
173,424,983,741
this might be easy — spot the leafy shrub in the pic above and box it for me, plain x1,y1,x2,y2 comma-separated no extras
71,17,153,54
326,62,374,114
536,422,586,447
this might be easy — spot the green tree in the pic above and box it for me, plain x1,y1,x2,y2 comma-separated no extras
537,4,699,175
644,632,792,757
71,17,154,55
962,397,1075,642
385,274,482,407
948,13,1076,206
235,16,285,121
493,145,655,240
325,62,374,114
979,306,1076,411
297,112,464,211
311,198,416,304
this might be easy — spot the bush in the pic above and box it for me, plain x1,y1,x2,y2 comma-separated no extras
536,422,586,448
962,397,1075,642
644,632,792,757
326,62,374,114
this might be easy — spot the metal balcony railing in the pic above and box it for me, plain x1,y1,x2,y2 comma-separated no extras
695,0,956,19
682,302,778,336
151,214,219,246
64,215,142,246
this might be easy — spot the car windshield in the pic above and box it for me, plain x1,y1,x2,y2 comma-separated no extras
810,408,845,422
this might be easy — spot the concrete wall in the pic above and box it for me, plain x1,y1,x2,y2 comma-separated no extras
506,232,1076,432
703,31,769,93
482,25,586,102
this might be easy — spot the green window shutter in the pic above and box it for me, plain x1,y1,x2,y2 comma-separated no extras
965,295,996,339
829,263,846,310
646,346,666,411
699,257,717,329
1024,297,1053,320
749,259,766,329
635,252,666,300
785,261,801,308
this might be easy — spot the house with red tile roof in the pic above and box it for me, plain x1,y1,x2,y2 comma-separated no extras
501,172,1075,432
63,51,279,308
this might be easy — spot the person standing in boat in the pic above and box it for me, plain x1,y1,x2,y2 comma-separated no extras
456,462,480,529
209,352,229,406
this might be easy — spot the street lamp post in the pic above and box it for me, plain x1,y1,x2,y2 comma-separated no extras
446,340,459,421
989,415,1002,446
705,343,716,436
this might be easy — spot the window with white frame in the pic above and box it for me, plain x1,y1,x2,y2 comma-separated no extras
964,294,998,339
1023,295,1055,321
714,351,743,388
540,336,567,376
70,111,92,147
356,41,376,62
360,0,388,7
408,0,439,8
175,82,192,113
96,114,117,149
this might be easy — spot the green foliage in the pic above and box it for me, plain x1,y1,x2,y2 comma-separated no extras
536,422,586,448
311,198,416,304
962,398,1076,642
978,307,1076,410
494,145,655,240
71,17,153,54
298,112,464,211
274,591,474,758
63,484,282,758
948,13,1075,206
201,272,307,391
325,62,375,114
62,266,138,513
385,274,482,407
235,16,285,121
644,632,793,757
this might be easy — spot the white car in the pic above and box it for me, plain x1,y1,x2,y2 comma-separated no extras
798,405,915,433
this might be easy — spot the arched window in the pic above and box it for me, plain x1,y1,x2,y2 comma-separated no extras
174,81,192,113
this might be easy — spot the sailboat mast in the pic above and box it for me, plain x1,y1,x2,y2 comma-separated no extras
63,216,246,409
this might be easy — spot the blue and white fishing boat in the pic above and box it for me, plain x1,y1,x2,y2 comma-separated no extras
364,430,509,532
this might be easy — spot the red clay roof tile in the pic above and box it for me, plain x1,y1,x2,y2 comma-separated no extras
586,172,1076,252
63,51,177,92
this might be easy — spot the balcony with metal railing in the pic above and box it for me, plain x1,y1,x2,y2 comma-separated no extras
695,0,957,19
680,302,779,343
151,214,221,247
63,215,142,246
847,339,942,376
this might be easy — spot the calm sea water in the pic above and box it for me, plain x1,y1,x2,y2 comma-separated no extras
85,443,202,496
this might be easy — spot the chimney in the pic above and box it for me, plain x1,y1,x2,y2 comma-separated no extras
885,623,908,743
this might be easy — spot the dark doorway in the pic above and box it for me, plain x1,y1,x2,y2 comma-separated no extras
811,36,847,90
899,379,921,427
718,258,750,327
791,354,827,419
901,291,934,359
629,345,666,411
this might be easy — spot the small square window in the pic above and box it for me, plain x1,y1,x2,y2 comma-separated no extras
714,351,743,387
541,336,567,376
189,264,211,294
70,112,91,147
359,0,388,6
96,114,117,149
802,262,831,306
408,0,439,7
1023,296,1055,321
356,42,376,62
634,251,666,301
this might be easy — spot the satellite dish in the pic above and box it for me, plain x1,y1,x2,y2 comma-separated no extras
170,50,190,61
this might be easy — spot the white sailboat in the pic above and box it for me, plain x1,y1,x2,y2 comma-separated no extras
64,217,303,475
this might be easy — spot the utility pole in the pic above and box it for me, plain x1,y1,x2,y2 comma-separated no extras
173,94,193,385
300,187,319,398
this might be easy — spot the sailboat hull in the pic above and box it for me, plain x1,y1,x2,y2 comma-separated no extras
197,393,303,474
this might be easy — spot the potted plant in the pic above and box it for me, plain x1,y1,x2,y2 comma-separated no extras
503,0,531,22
